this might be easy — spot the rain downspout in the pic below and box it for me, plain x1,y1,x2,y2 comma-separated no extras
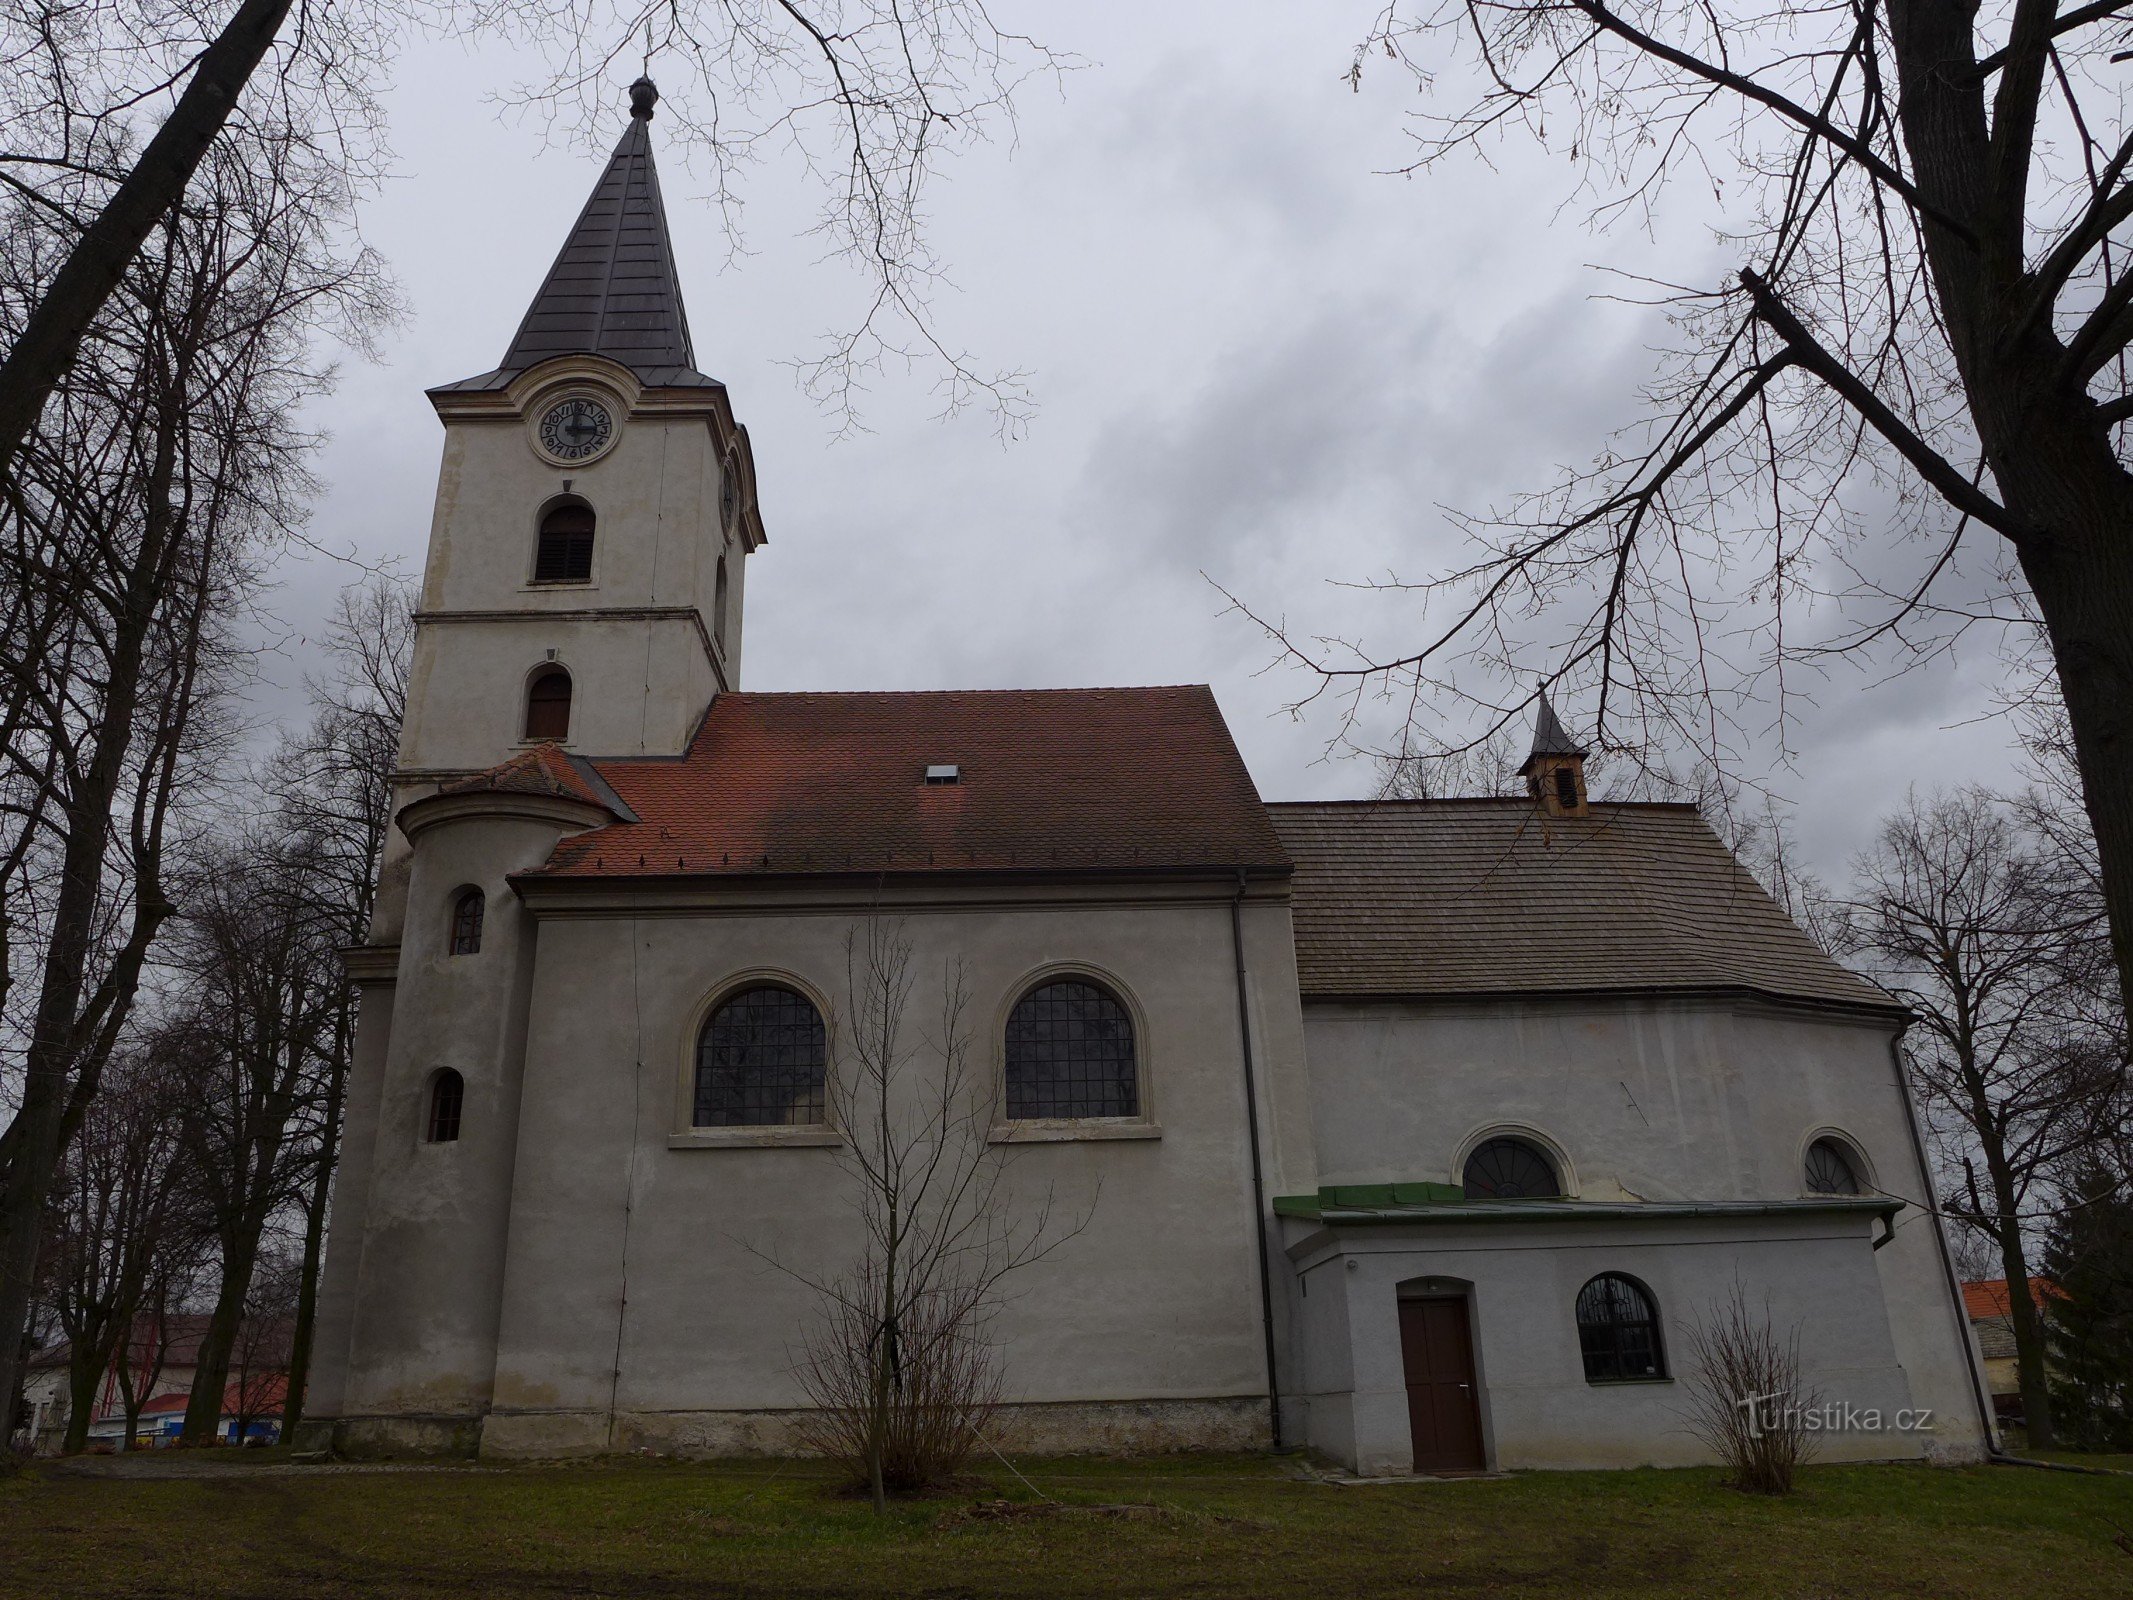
1886,1027,2000,1456
1231,868,1284,1450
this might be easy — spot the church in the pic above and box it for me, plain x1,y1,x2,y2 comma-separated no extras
300,80,1992,1475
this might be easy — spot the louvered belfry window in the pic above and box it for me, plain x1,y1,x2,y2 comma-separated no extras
524,667,572,741
695,985,828,1127
533,501,595,583
1005,979,1138,1119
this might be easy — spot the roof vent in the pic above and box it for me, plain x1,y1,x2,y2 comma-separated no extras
924,764,961,785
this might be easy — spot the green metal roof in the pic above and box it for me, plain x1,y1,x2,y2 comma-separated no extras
1273,1187,1902,1227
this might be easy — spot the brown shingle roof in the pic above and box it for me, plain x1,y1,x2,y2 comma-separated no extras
537,686,1288,879
435,743,625,814
1267,799,1895,1012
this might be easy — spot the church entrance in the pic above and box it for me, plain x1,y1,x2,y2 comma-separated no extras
1397,1294,1486,1473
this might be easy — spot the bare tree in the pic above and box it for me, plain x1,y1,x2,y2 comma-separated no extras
0,0,1061,473
263,577,411,1440
1679,1282,1818,1494
1839,786,2125,1446
774,917,1082,1510
1237,3,2133,1018
0,118,385,1428
35,1049,194,1452
166,829,346,1445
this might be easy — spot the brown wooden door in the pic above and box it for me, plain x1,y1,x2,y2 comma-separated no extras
1398,1296,1485,1474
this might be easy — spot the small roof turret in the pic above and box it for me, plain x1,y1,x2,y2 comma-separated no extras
1517,684,1588,777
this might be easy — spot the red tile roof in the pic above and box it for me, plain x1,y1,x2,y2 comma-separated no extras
438,742,617,811
538,687,1287,879
1963,1278,2062,1319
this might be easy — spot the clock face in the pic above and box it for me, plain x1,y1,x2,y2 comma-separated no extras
536,396,614,463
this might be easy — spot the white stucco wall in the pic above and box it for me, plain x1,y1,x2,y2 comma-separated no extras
1291,996,1990,1470
317,868,1313,1459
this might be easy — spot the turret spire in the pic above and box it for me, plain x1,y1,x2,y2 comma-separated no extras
1519,683,1590,816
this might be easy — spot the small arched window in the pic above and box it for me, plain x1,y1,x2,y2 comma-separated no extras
427,1070,464,1144
525,666,572,741
1806,1137,1864,1195
450,888,484,955
1462,1136,1562,1199
714,556,729,651
1576,1273,1664,1382
533,500,595,583
695,985,828,1127
1005,978,1138,1120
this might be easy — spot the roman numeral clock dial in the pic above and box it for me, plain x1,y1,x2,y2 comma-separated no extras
535,396,615,464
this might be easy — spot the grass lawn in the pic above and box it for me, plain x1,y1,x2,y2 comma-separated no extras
3,1452,2130,1599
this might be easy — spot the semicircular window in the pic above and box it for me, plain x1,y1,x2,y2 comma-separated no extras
694,985,827,1128
1005,979,1137,1120
1576,1273,1665,1382
1805,1137,1864,1195
1462,1136,1561,1199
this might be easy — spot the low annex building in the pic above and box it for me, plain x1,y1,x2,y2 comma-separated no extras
301,80,1993,1474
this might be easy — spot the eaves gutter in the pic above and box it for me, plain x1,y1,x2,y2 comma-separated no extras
1297,982,1910,1026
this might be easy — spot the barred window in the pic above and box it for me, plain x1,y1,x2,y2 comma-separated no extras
1004,979,1138,1120
1806,1137,1863,1196
450,888,484,956
534,500,595,583
525,667,572,741
427,1070,464,1144
695,985,827,1127
1462,1136,1561,1199
1576,1274,1665,1382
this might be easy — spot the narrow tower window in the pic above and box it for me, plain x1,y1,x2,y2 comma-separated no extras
533,500,596,584
715,556,729,652
525,666,572,741
427,1070,465,1144
450,888,484,955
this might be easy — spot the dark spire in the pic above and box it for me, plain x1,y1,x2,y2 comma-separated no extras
1518,683,1587,777
493,78,699,381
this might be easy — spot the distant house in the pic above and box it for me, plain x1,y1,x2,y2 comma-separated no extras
19,1314,291,1451
1962,1279,2060,1420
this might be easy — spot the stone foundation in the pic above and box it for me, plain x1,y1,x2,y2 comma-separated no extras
305,1396,1270,1462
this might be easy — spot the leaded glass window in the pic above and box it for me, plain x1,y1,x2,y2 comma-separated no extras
1462,1136,1561,1199
1805,1137,1863,1195
450,889,484,956
1004,979,1138,1120
427,1069,464,1144
1576,1274,1664,1382
695,985,827,1127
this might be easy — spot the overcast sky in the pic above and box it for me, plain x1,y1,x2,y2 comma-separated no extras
263,0,2033,887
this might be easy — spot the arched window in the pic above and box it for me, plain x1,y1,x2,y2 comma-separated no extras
1806,1137,1864,1195
525,666,572,741
427,1070,464,1144
533,500,595,583
714,556,729,651
1462,1136,1562,1199
1004,978,1138,1120
1576,1274,1664,1382
695,985,827,1127
450,888,484,955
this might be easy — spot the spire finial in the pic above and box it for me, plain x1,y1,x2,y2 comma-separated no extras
629,75,659,121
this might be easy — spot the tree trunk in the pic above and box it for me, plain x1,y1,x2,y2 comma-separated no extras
0,0,295,474
283,1003,348,1442
1984,1160,2058,1448
181,1229,258,1446
61,1346,101,1454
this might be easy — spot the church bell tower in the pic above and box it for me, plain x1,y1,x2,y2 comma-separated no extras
396,76,765,787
